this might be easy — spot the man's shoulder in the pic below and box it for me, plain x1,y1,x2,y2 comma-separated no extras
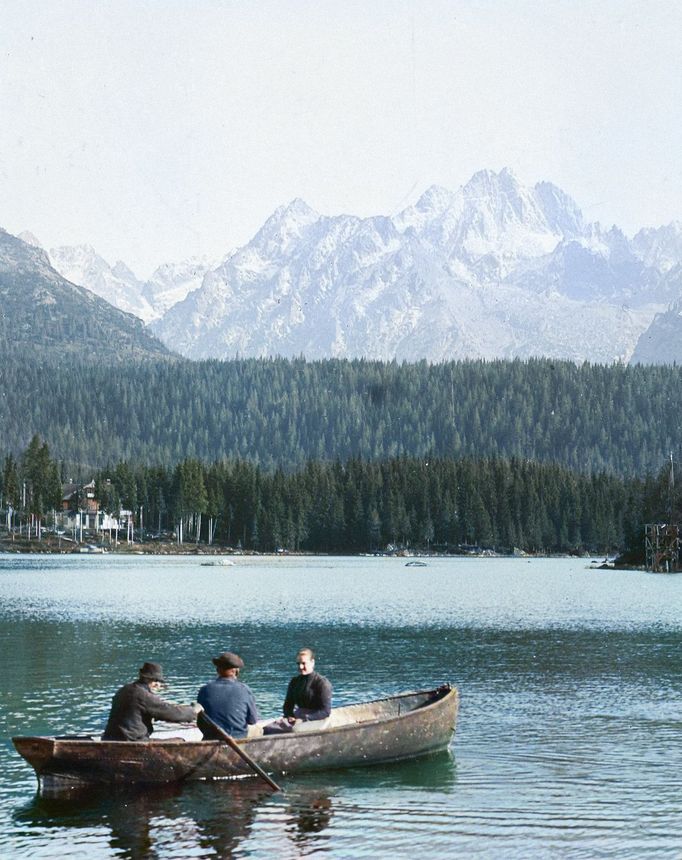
116,680,145,698
312,671,331,686
200,678,252,694
198,678,225,695
119,681,164,707
231,679,255,697
137,683,165,702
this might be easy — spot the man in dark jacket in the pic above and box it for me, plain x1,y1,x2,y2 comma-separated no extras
197,651,260,739
102,662,201,741
264,648,332,734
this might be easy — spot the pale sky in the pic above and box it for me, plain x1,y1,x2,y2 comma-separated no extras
1,0,681,277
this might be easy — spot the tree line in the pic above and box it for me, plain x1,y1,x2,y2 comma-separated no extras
2,436,679,557
0,352,680,476
1,435,62,521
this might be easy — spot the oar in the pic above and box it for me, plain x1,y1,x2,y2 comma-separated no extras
198,711,282,792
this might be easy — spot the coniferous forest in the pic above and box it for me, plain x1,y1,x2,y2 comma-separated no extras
0,351,680,475
1,352,680,557
94,456,678,556
2,438,677,556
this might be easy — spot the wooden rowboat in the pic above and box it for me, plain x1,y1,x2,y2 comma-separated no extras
13,685,458,790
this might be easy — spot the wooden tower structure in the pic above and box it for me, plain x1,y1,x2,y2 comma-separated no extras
645,523,680,572
645,453,680,572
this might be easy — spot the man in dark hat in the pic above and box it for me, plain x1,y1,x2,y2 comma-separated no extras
197,651,261,739
102,662,202,741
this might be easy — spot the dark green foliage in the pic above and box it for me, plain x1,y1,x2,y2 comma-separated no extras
5,431,680,555
0,354,680,476
84,454,657,555
0,434,61,517
2,453,20,509
21,434,62,516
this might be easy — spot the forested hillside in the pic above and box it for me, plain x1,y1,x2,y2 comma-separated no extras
0,353,680,476
0,230,171,361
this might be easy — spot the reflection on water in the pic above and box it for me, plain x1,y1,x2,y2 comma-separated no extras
287,790,334,851
11,755,458,858
15,780,274,858
2,556,682,858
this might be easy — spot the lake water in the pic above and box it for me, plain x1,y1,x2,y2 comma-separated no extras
1,554,681,858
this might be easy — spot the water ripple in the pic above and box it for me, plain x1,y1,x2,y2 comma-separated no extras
2,557,682,858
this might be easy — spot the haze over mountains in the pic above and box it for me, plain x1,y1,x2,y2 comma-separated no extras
11,169,682,364
41,240,216,325
0,229,170,361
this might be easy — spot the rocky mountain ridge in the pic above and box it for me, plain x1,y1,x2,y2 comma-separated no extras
0,229,171,361
43,241,216,324
21,169,682,364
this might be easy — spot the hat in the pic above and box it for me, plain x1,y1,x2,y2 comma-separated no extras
138,662,166,683
212,651,244,670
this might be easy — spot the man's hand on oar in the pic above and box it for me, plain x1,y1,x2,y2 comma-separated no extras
198,711,282,792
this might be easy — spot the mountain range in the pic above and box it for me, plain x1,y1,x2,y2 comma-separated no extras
0,229,170,361
11,169,682,364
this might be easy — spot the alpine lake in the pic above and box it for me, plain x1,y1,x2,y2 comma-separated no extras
1,553,681,859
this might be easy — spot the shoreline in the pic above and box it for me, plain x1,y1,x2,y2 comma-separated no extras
0,534,636,567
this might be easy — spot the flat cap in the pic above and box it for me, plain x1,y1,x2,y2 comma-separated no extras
212,651,244,670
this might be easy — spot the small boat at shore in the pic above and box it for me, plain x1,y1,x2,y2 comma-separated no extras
13,685,458,790
200,559,235,566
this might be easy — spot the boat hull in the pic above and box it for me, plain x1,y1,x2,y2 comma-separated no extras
13,686,458,788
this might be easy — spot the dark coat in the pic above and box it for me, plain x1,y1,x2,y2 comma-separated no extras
283,671,332,721
102,680,196,741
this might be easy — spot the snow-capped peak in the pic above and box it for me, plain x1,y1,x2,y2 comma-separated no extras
48,244,154,322
461,167,538,223
261,197,320,231
266,198,320,230
112,260,139,281
142,257,216,320
20,167,682,367
533,181,584,237
283,197,318,218
463,166,520,194
632,220,682,273
415,184,456,214
18,230,43,249
252,197,321,255
393,185,456,233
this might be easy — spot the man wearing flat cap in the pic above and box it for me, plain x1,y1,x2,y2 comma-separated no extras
103,662,202,741
197,652,260,739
